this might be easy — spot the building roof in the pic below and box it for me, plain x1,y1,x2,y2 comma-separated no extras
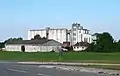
42,39,62,46
6,39,60,45
74,42,89,47
62,42,70,47
30,28,67,31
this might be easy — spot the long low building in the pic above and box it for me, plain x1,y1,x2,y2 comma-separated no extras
5,39,62,52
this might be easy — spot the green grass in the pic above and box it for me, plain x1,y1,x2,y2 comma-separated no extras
0,51,120,70
0,51,120,63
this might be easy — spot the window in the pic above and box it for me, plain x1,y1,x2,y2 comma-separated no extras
79,30,81,33
84,30,89,34
73,37,76,41
73,33,76,36
84,30,87,34
84,38,88,42
82,47,84,49
85,31,89,34
73,28,76,31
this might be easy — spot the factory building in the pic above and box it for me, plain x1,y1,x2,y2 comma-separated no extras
28,23,93,46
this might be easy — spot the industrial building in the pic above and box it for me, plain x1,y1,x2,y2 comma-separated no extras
28,23,93,46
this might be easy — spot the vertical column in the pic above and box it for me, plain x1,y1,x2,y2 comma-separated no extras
46,27,50,39
81,34,83,42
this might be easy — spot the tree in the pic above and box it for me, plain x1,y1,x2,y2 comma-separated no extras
0,42,5,51
118,40,120,43
86,32,115,52
33,34,41,40
32,34,47,40
43,37,47,39
17,37,23,41
4,37,23,43
114,40,120,52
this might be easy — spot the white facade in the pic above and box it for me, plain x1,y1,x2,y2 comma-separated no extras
48,29,69,43
5,40,62,52
28,29,46,40
71,23,92,45
28,28,70,44
28,23,93,45
73,46,87,51
5,44,59,52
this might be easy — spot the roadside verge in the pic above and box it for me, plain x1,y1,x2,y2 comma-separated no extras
17,62,120,76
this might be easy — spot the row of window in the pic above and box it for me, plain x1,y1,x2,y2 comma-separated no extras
73,37,91,42
73,29,89,34
73,47,85,49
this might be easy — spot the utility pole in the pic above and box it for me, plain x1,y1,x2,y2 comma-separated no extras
58,46,63,62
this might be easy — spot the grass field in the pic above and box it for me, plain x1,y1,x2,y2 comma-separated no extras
0,51,120,64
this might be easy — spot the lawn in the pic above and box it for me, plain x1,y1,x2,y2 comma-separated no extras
0,51,120,64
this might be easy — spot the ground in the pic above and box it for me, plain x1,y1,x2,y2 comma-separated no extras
0,62,102,76
0,51,120,70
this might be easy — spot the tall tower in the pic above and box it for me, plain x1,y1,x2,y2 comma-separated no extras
71,22,82,45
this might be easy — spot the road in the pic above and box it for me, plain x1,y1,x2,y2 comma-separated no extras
0,61,102,76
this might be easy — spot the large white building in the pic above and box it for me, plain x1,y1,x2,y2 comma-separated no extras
71,23,92,45
28,28,70,44
28,23,93,45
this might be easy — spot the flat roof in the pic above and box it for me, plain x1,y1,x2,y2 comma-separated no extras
29,28,68,31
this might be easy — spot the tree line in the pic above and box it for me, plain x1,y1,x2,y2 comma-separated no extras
0,32,120,52
85,32,120,52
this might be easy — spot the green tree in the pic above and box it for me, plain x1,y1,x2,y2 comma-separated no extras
33,34,41,40
114,40,120,52
118,40,120,43
86,32,115,52
4,37,23,43
0,42,5,51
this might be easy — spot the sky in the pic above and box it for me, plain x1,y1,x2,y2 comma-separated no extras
0,0,120,41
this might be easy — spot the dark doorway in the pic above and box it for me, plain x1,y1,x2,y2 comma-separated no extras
21,45,25,52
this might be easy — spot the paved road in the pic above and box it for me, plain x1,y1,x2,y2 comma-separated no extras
0,62,102,76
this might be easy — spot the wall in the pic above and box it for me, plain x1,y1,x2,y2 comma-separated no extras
28,29,68,43
82,34,92,43
5,44,22,52
73,46,87,51
48,29,67,43
5,44,60,52
71,23,93,45
28,30,46,40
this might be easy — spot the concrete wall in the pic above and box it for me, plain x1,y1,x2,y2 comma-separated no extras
48,29,67,43
28,30,46,40
5,44,60,52
28,29,68,43
5,44,22,52
71,23,92,45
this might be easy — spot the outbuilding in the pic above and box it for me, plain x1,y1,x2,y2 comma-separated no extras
73,42,89,51
5,39,62,52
